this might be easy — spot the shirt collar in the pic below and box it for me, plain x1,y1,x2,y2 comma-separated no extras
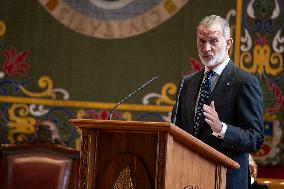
204,57,230,76
251,177,255,185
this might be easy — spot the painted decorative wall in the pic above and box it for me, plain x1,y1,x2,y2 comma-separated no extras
0,0,283,169
235,0,284,166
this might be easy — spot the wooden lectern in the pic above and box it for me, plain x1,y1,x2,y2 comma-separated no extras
69,119,239,189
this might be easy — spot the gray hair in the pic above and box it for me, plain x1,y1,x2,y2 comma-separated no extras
197,15,231,39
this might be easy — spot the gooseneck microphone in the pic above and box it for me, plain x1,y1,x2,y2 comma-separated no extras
171,76,185,125
108,76,159,120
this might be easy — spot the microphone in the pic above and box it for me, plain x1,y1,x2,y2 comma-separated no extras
171,76,185,125
108,76,159,120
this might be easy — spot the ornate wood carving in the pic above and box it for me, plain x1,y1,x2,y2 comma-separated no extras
215,165,222,189
113,165,135,189
156,133,167,189
79,129,89,189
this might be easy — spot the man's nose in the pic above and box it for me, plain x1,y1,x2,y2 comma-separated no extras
203,42,211,52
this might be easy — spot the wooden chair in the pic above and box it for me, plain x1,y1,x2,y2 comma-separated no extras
0,126,80,189
0,143,80,189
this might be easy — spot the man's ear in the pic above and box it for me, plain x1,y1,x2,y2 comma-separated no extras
226,38,233,50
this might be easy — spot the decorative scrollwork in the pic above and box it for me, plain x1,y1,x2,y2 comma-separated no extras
240,44,283,75
39,121,64,144
0,20,6,36
244,0,283,33
143,82,176,106
253,44,270,75
240,29,252,52
20,76,54,98
7,103,36,143
52,88,70,99
158,83,176,105
29,104,49,116
0,79,29,95
268,53,283,75
240,52,254,73
44,107,75,146
272,30,284,53
20,76,69,100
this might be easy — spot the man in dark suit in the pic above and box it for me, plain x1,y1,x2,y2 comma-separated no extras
171,15,264,189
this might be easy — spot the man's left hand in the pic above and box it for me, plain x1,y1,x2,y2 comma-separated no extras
203,101,223,133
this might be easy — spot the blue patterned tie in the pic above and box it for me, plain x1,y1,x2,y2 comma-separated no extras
193,70,215,135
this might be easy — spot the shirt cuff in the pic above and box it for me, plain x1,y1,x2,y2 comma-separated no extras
212,122,227,139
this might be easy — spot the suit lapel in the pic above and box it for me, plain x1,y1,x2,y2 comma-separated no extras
209,60,236,103
185,70,204,132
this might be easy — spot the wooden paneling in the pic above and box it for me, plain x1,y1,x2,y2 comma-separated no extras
95,130,159,188
165,137,226,189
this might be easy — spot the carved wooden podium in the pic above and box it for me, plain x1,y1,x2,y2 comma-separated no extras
69,119,239,189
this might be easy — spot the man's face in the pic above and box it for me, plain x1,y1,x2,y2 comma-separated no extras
197,24,230,67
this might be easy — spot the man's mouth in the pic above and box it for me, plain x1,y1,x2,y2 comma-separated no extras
202,54,213,60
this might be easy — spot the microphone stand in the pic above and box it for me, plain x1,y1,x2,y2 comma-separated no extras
108,76,158,120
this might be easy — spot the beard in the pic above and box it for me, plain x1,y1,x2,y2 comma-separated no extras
199,46,226,67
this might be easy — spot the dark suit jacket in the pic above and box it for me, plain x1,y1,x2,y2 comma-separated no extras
172,61,264,189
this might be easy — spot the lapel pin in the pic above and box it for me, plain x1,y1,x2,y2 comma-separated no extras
226,82,230,86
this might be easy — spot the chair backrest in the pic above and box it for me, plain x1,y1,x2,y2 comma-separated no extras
0,143,80,189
